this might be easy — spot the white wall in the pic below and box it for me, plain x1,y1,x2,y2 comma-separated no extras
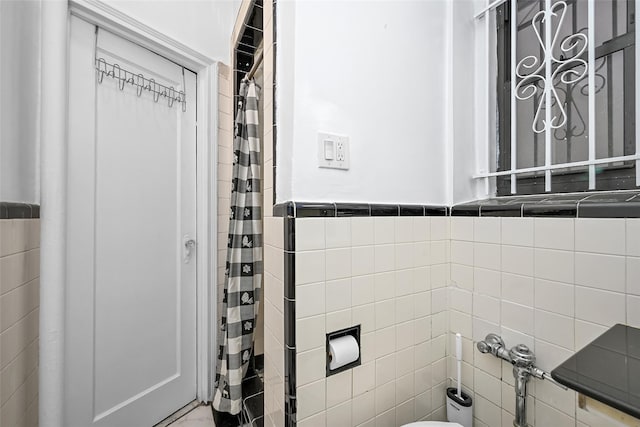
103,0,241,61
276,0,450,205
0,0,42,204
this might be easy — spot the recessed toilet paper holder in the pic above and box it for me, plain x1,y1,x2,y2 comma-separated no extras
326,325,361,377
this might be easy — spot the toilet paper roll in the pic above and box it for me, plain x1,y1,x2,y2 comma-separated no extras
328,335,359,370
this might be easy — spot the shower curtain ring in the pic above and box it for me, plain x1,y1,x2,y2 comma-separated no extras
168,87,175,108
180,91,186,112
136,74,144,97
112,64,124,90
96,58,107,84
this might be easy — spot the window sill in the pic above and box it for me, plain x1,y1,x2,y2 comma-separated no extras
451,191,640,218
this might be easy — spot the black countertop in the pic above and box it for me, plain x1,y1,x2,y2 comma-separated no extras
551,324,640,419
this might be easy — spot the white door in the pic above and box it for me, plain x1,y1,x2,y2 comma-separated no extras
65,16,197,427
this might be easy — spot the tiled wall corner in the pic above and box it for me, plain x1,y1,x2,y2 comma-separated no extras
0,219,40,427
294,216,450,426
264,216,285,427
448,216,640,427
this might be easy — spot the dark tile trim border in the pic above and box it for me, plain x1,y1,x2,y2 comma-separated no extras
273,202,449,218
0,202,40,219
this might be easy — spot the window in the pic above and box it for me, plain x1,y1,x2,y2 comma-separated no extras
490,0,638,195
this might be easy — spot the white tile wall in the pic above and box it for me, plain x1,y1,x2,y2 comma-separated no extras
294,216,449,426
0,219,40,427
449,217,640,427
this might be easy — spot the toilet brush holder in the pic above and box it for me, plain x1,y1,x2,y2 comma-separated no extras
446,387,473,427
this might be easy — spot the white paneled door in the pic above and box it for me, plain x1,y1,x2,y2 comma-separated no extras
65,16,197,426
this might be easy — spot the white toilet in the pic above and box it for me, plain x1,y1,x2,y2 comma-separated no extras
402,423,463,427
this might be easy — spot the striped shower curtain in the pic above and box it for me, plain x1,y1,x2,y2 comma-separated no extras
213,79,262,415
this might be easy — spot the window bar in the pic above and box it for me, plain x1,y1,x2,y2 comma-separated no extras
544,0,552,192
485,0,492,195
510,0,517,194
637,0,640,186
588,0,596,189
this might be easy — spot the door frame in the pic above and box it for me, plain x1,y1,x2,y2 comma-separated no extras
40,2,217,424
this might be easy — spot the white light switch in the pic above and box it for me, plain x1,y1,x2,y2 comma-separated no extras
318,132,349,170
324,139,335,160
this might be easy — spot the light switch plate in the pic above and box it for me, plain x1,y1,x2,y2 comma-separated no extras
317,132,350,170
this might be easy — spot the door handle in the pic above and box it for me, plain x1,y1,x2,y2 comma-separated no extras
183,236,196,264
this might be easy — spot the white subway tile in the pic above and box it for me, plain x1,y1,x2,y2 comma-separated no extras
501,301,534,335
535,400,574,427
536,374,576,416
451,241,474,266
375,327,396,358
431,264,449,288
374,272,395,301
297,348,326,386
296,282,325,319
534,218,575,251
432,312,448,338
430,241,448,265
352,304,375,334
352,390,375,425
396,321,415,350
412,217,430,242
501,217,534,247
501,273,534,306
395,269,414,297
326,278,351,313
376,381,396,416
297,315,326,352
396,373,414,404
374,245,395,273
575,218,625,255
451,264,473,291
627,219,640,256
326,248,352,281
327,401,351,426
296,218,326,251
431,288,447,314
413,242,430,268
475,394,502,427
413,316,431,346
360,333,375,364
395,397,415,426
474,368,502,405
627,295,640,328
501,245,534,277
450,288,472,314
395,295,415,324
534,279,574,317
414,389,432,420
326,217,351,249
297,379,326,420
575,286,625,326
353,362,376,396
500,327,534,352
627,256,640,296
535,309,574,350
451,217,474,241
574,319,608,351
375,407,396,426
575,252,626,292
326,309,351,332
474,267,501,298
414,340,431,369
375,353,396,386
375,300,395,330
474,243,501,271
431,217,450,241
374,217,395,245
264,216,284,248
473,294,501,324
414,291,432,320
534,249,574,283
534,339,573,373
450,310,472,337
413,267,430,293
352,217,375,247
352,246,374,278
474,217,501,244
395,217,414,243
395,243,415,270
296,251,326,285
397,347,415,378
352,275,374,306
